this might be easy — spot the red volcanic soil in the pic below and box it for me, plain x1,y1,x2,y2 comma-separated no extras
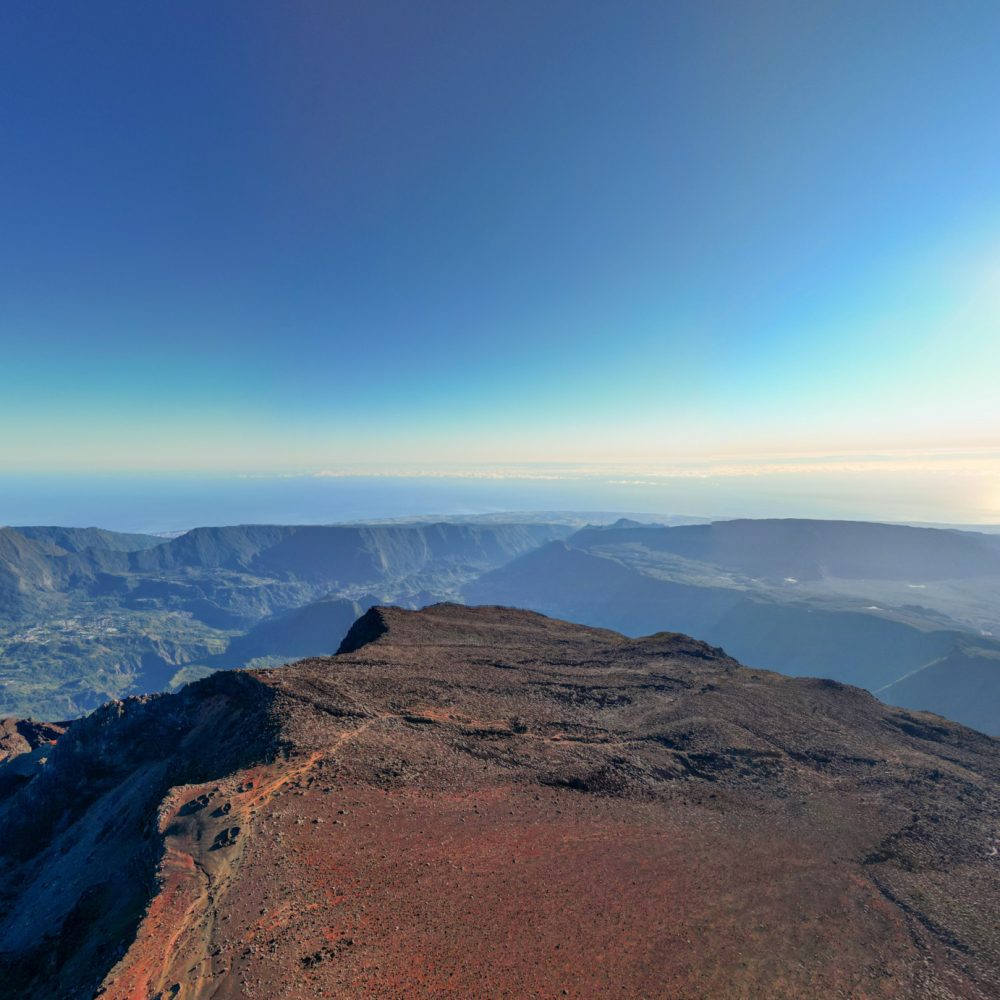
1,604,999,999
0,717,65,764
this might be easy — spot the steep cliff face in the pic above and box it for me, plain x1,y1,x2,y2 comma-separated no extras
1,604,998,999
124,522,571,579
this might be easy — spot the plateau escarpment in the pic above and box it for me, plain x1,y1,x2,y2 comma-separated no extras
1,604,998,999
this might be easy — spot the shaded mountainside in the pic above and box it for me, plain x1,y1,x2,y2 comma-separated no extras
466,530,1000,735
1,605,998,999
216,596,370,667
0,522,570,719
878,643,1000,736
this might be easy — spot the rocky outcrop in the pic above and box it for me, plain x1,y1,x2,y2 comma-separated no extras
0,717,66,764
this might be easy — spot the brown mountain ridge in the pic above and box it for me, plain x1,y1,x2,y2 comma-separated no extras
0,603,998,999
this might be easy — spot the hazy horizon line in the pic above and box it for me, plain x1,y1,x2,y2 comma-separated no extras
2,446,999,481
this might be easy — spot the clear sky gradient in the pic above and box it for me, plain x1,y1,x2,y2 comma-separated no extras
2,2,999,515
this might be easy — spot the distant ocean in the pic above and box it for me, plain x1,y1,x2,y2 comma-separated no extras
0,474,671,533
0,472,994,534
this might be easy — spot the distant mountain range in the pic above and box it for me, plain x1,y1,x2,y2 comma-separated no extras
0,521,571,717
1,516,999,735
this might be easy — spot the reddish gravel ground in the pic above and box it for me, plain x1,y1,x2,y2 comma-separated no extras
1,604,998,999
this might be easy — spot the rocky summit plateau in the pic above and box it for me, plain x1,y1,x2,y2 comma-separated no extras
1,603,998,999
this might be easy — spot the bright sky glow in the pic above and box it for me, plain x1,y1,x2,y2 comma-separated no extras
1,1,998,521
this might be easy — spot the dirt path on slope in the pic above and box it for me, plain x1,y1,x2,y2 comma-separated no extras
97,714,391,1000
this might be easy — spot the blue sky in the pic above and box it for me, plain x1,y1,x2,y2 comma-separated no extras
2,1,999,485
